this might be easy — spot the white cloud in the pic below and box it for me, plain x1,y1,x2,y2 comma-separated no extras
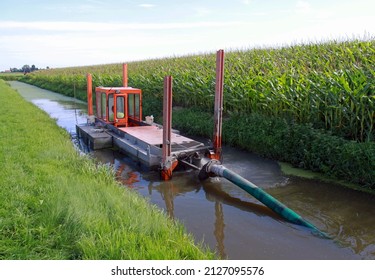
242,0,252,5
0,19,246,69
295,0,312,14
0,20,243,32
315,9,334,20
194,7,212,17
138,4,156,8
86,0,105,4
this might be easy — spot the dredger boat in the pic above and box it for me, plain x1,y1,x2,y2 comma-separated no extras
76,50,327,236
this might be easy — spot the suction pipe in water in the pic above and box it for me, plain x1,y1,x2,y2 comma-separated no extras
200,160,328,238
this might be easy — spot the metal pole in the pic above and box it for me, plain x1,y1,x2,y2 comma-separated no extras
86,73,93,116
123,63,128,87
211,49,225,161
161,76,177,180
162,76,172,162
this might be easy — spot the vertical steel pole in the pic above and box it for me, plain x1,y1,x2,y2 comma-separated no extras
161,76,175,180
212,49,225,161
163,76,172,162
87,73,93,116
123,63,128,87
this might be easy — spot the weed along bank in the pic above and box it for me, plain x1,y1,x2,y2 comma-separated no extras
77,50,326,236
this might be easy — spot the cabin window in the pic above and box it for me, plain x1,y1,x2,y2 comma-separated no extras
101,93,106,120
128,94,134,117
128,93,140,120
96,92,102,118
116,96,125,119
134,94,140,119
108,94,114,121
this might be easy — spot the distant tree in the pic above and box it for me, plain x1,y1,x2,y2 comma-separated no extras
22,65,30,74
31,65,36,71
46,66,50,70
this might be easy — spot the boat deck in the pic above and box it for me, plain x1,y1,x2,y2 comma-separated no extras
119,125,203,150
77,123,206,167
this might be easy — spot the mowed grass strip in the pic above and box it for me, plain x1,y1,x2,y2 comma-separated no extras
0,80,215,260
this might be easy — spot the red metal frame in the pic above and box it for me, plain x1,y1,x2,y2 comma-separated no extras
87,73,93,116
210,49,225,161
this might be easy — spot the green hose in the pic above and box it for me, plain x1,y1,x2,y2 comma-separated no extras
201,160,328,238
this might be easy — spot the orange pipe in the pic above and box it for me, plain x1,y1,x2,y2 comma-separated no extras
87,73,93,115
123,64,128,87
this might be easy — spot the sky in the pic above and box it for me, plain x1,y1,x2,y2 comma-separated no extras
1,0,374,71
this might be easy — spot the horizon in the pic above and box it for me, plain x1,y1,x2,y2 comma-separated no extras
4,36,373,72
1,0,375,71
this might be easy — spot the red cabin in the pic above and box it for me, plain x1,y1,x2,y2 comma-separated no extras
95,86,142,127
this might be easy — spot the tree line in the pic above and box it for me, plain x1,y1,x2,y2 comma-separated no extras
10,65,49,73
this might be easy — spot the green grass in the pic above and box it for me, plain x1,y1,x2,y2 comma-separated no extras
0,72,24,81
0,80,215,260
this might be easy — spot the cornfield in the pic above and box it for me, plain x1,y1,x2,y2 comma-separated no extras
23,39,375,142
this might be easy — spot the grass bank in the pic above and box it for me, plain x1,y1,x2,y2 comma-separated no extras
0,80,215,260
0,72,23,81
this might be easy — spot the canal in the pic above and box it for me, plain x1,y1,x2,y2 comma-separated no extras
10,81,375,260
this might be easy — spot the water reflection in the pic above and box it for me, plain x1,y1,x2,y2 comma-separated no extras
202,179,282,220
105,151,361,259
114,160,140,187
113,158,229,258
214,201,226,259
32,99,87,133
9,81,87,134
267,177,375,259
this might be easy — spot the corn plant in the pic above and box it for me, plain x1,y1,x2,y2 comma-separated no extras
21,39,375,142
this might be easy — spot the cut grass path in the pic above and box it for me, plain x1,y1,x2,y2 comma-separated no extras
0,80,215,260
